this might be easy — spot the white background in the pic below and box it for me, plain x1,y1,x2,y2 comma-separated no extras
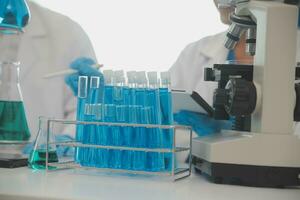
33,0,227,71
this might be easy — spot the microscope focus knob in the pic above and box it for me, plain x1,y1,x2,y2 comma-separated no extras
225,79,257,116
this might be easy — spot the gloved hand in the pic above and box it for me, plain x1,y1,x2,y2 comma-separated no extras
23,134,74,157
55,135,75,157
64,57,104,96
174,110,232,136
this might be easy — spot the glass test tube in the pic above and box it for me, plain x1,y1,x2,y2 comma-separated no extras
103,104,118,168
146,72,164,171
75,76,88,164
160,72,174,171
89,77,102,167
94,103,108,168
132,105,146,171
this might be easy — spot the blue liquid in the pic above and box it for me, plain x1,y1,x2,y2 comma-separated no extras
75,97,86,164
145,89,164,172
111,105,126,169
132,89,147,171
82,87,100,167
113,86,124,105
76,80,174,172
103,104,123,169
101,86,114,168
95,105,109,168
108,86,125,169
159,88,174,171
122,87,132,146
121,87,135,169
131,105,146,171
104,86,113,104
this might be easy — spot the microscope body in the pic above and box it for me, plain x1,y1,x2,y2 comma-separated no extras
192,1,300,187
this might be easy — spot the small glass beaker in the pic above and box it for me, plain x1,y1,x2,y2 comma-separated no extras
0,61,30,141
28,117,58,170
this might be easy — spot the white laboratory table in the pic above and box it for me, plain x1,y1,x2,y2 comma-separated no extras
0,167,299,200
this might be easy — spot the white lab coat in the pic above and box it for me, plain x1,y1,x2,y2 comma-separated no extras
170,32,228,106
0,2,96,140
170,31,300,134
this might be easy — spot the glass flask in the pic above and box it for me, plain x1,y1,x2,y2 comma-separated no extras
0,0,30,34
28,116,58,170
0,61,30,141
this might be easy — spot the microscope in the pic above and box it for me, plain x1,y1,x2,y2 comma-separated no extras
192,0,300,187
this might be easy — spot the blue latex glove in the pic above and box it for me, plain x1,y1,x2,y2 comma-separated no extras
23,134,74,157
174,110,232,136
55,135,75,157
64,57,104,96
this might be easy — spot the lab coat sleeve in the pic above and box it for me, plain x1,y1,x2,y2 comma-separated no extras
169,40,210,94
169,44,199,92
169,46,188,90
61,20,97,137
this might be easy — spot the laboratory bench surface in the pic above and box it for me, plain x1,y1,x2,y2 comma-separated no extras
0,167,299,200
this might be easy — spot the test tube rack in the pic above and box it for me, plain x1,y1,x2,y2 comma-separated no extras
44,119,192,181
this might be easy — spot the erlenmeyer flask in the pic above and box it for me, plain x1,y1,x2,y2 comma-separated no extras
28,116,58,170
0,61,30,141
0,0,30,34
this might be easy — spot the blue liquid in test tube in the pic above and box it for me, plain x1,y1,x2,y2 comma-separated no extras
82,76,102,167
131,72,149,171
115,105,127,169
103,104,119,168
146,72,164,171
75,76,88,164
143,106,164,172
121,105,132,170
131,105,146,171
94,103,108,168
113,70,126,105
122,72,137,170
103,70,114,104
160,72,174,171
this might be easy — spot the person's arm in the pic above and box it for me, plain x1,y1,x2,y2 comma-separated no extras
61,20,98,137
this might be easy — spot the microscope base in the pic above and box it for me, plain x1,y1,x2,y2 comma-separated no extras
192,131,300,187
193,158,300,187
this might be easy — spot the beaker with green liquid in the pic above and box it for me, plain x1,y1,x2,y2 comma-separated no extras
0,61,30,141
28,116,58,170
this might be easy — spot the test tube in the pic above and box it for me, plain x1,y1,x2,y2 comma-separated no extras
160,71,174,171
146,72,165,172
103,104,118,168
126,71,137,106
75,76,88,165
103,70,114,104
113,105,127,169
94,103,108,168
83,76,100,167
88,77,101,144
122,104,135,170
132,105,146,171
113,70,125,105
